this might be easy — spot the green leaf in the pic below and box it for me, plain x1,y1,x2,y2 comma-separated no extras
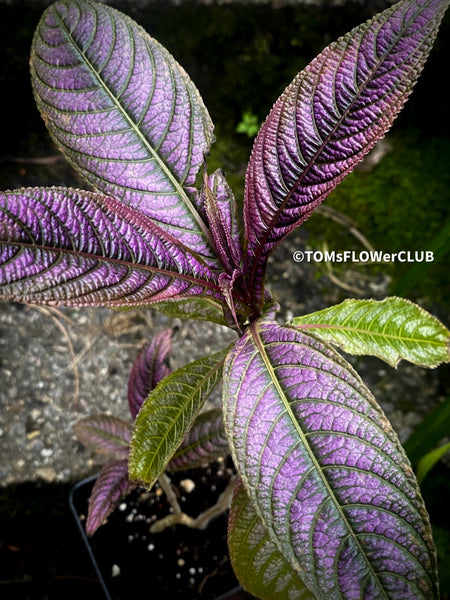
416,442,450,484
129,348,227,486
404,396,450,467
149,297,227,326
293,297,450,368
228,477,315,600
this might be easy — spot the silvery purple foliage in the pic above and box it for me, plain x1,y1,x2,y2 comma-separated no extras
0,187,220,307
224,321,438,599
203,170,242,265
242,0,450,305
30,0,217,265
0,0,449,597
202,170,242,277
85,459,137,537
228,477,314,599
128,329,173,419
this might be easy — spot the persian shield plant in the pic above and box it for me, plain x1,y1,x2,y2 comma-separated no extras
1,0,449,598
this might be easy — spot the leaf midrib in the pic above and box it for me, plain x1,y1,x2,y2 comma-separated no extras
295,321,446,346
250,321,388,599
5,239,221,295
50,3,213,246
247,2,429,296
135,352,225,484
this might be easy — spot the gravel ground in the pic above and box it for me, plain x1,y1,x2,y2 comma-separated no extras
0,303,237,486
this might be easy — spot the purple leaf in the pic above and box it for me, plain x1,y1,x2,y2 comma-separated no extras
74,414,131,458
30,0,217,266
0,187,222,307
201,169,246,328
86,459,137,536
223,320,438,598
167,408,229,472
243,0,449,304
128,329,173,419
202,169,242,275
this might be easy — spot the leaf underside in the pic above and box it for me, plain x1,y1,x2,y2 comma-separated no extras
243,0,450,302
224,320,439,599
293,297,450,368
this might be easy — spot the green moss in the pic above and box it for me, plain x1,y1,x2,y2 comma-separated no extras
305,133,450,309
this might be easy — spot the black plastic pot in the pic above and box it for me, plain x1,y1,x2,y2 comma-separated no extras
69,465,253,600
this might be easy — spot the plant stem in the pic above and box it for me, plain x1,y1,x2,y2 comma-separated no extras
150,475,236,533
158,472,182,515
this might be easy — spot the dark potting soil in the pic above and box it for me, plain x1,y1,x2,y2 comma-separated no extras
71,460,251,600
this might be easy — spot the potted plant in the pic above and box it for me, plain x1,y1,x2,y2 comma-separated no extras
1,1,449,598
70,329,244,599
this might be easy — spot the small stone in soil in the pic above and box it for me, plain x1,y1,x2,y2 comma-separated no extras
180,478,195,493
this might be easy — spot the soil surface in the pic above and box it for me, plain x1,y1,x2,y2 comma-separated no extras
70,461,243,600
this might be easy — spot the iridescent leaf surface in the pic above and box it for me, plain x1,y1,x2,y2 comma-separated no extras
293,297,450,368
128,329,173,420
0,187,222,307
243,0,450,302
74,414,131,458
204,169,241,259
228,477,314,600
86,459,136,536
31,0,217,264
129,348,227,487
223,320,438,599
202,169,242,274
167,408,229,472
